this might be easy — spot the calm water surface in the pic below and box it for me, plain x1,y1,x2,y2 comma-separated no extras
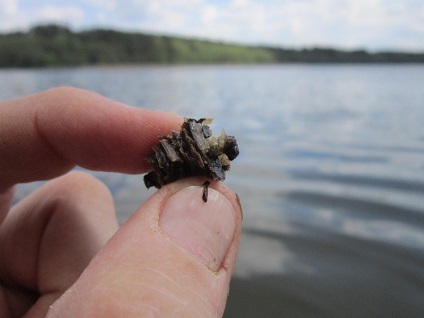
1,65,424,317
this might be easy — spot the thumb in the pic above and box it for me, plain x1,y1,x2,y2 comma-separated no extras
47,178,242,317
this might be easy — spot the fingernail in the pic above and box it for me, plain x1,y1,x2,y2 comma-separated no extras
159,186,236,271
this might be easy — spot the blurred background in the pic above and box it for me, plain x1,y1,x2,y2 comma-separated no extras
1,1,424,317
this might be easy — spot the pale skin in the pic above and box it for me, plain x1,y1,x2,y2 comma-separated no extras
0,87,242,317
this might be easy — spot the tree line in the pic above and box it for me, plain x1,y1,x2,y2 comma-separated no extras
1,24,423,68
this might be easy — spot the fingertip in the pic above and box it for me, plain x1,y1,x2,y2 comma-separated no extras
0,87,184,188
48,178,242,317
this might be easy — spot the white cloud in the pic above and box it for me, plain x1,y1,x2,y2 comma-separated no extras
200,4,218,24
0,0,19,30
0,2,84,31
0,0,423,51
35,5,85,25
0,0,17,14
88,0,116,10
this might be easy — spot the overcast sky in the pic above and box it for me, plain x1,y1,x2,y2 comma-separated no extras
1,0,423,52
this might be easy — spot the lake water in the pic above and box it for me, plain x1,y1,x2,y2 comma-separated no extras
1,64,424,317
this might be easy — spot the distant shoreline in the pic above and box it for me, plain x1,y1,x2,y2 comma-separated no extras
2,63,424,72
1,24,423,68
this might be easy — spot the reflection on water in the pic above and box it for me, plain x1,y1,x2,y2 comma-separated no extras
2,65,424,317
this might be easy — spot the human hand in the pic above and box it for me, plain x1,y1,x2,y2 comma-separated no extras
0,87,242,317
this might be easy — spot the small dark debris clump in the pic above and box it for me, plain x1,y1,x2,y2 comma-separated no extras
144,118,239,189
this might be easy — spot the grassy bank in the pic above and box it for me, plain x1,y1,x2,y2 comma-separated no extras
1,24,423,68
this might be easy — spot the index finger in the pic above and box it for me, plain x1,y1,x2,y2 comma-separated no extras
0,87,183,191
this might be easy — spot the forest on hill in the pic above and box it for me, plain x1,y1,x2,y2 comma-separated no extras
1,24,423,68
